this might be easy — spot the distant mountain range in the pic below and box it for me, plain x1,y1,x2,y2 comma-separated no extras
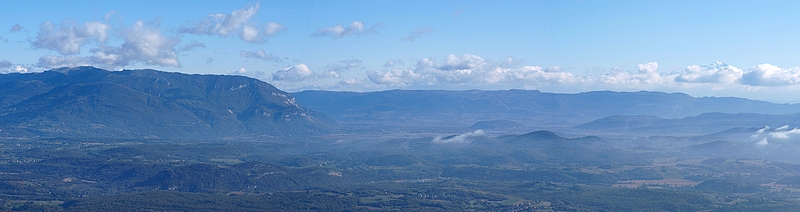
293,90,800,129
576,113,800,134
0,67,336,139
3,67,799,139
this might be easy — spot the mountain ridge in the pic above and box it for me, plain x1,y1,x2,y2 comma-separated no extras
293,89,800,128
0,66,336,139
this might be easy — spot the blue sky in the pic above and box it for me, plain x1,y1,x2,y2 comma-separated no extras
3,0,800,102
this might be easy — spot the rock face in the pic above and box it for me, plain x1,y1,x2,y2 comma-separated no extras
0,66,337,139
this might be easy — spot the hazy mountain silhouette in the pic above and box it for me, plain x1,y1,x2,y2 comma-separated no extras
0,67,336,138
294,90,800,127
578,112,800,134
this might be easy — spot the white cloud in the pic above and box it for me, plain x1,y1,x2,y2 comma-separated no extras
756,138,769,146
366,54,579,86
769,126,800,139
181,2,259,36
84,21,109,42
740,64,800,86
179,2,283,43
272,64,314,81
432,130,484,144
240,49,280,62
179,40,206,51
1,64,30,74
32,20,110,55
313,21,381,38
675,62,743,83
240,25,260,42
501,66,579,84
438,54,485,71
367,68,429,85
597,62,668,85
264,22,287,36
90,21,180,68
227,67,267,79
402,27,432,41
13,66,28,73
752,126,770,138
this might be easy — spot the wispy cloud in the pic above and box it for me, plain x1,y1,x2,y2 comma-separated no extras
9,24,23,32
402,27,432,41
313,21,382,38
179,40,206,52
239,49,281,62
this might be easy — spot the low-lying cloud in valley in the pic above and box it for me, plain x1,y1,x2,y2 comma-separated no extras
432,130,485,144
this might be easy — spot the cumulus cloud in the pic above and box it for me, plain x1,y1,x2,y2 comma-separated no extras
240,49,281,62
740,64,800,86
0,61,30,74
598,62,667,85
240,25,260,42
675,62,742,83
179,40,206,51
272,64,314,81
494,66,578,84
367,68,429,85
432,130,485,144
227,67,267,80
32,20,110,55
402,27,432,41
313,21,382,38
366,54,579,86
1,65,30,74
13,66,28,73
9,24,22,32
384,59,404,67
180,2,258,36
438,54,484,71
179,2,284,43
90,21,180,68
